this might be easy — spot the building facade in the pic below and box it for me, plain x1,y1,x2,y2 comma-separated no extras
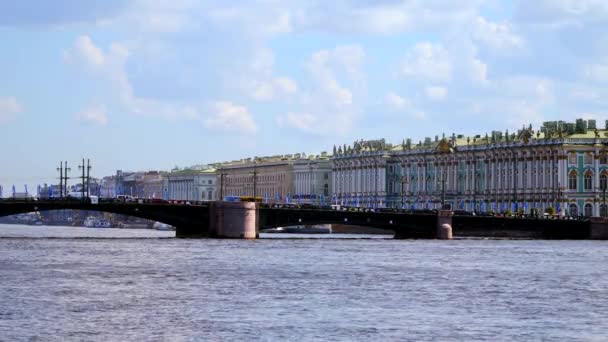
332,119,608,217
332,139,390,208
293,152,333,204
165,166,217,201
218,156,295,202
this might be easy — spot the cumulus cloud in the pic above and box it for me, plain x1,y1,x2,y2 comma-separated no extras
65,35,202,122
385,91,411,110
64,35,105,67
306,45,366,106
515,0,608,26
401,42,452,82
0,97,22,123
245,48,298,101
278,112,318,132
425,86,448,101
76,106,109,126
472,16,524,49
584,62,608,82
205,101,256,133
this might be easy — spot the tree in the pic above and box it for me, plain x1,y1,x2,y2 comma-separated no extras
545,206,556,215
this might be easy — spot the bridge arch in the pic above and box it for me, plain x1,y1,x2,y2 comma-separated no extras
0,201,210,235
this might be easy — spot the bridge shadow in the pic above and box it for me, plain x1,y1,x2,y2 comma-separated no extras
258,208,439,239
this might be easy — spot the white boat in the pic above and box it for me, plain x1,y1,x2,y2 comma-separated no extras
152,222,174,231
84,216,112,228
285,225,332,234
260,227,287,233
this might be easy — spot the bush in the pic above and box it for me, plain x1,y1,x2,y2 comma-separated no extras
505,209,512,216
545,207,556,215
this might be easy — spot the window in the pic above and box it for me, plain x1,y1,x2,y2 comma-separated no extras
569,203,578,216
584,153,593,165
208,180,213,185
208,191,213,200
584,171,593,191
584,203,593,217
568,152,577,164
324,172,329,180
568,171,578,190
323,184,329,196
601,153,608,165
601,204,607,217
601,174,608,191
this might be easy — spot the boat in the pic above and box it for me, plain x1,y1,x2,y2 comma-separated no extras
260,227,287,233
152,222,175,231
284,224,332,234
84,216,112,228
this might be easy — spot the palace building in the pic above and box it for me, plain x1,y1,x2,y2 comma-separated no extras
332,119,608,217
216,152,332,203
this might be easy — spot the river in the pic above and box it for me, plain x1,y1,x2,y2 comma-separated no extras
1,224,607,341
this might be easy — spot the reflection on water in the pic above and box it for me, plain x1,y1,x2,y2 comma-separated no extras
1,224,607,341
0,224,175,238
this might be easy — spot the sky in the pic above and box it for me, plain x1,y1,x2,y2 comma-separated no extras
1,0,608,192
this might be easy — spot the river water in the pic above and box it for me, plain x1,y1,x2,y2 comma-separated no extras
1,224,607,341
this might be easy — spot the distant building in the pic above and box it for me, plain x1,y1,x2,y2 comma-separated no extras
333,118,608,217
165,166,216,201
141,171,165,199
216,152,330,203
100,176,118,198
293,152,333,204
38,184,63,199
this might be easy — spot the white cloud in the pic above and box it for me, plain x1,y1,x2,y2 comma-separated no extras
401,42,452,82
65,35,202,122
273,77,298,94
412,110,428,120
280,112,318,132
251,82,275,101
0,97,22,123
515,0,608,26
425,86,448,101
468,57,489,85
278,45,365,135
472,16,524,50
205,101,256,133
64,35,105,67
385,91,411,110
306,45,365,106
584,63,608,82
245,49,298,101
76,106,109,126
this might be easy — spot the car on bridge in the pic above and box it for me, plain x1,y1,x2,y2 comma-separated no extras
115,195,136,203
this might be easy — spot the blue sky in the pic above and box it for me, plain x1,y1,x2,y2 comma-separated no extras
1,0,608,192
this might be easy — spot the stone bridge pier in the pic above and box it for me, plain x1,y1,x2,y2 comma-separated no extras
436,210,453,240
208,202,259,239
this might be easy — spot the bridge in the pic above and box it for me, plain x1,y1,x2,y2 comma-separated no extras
0,199,607,240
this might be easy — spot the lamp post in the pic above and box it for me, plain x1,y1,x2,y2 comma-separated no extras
557,185,563,217
434,139,455,210
250,157,258,199
598,178,607,217
439,172,447,209
218,167,225,201
399,176,408,209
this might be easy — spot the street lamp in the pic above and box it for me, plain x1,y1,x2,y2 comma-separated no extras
434,138,455,210
598,176,607,217
218,167,225,201
249,157,258,199
399,176,408,209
